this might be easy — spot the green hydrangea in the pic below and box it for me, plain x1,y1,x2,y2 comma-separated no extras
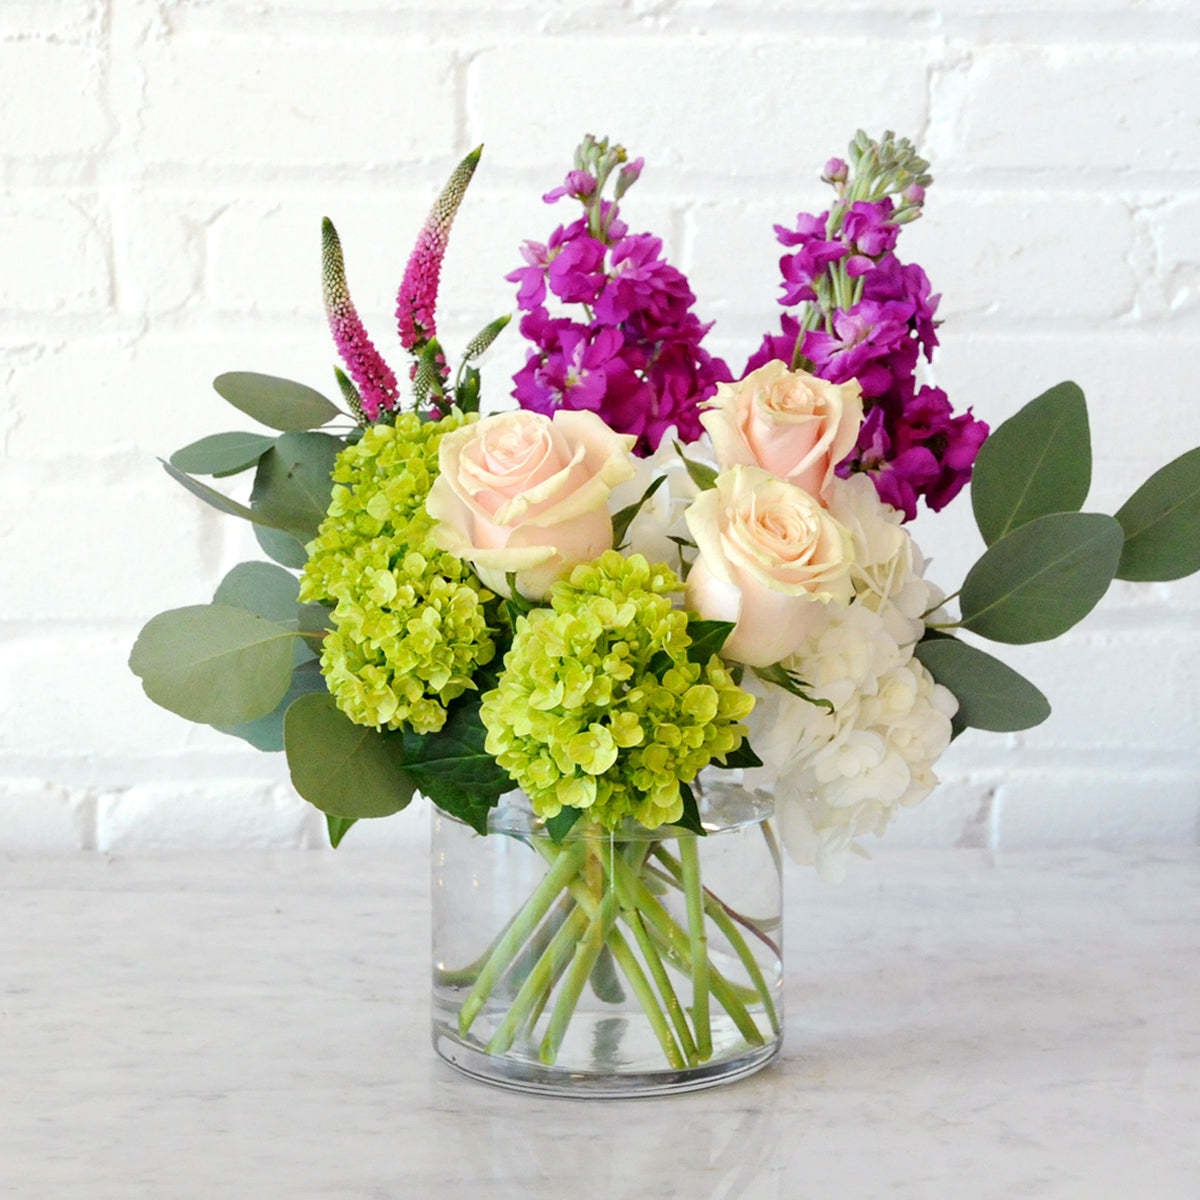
301,412,496,735
481,550,756,830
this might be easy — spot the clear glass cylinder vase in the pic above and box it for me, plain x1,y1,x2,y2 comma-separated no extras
431,780,783,1097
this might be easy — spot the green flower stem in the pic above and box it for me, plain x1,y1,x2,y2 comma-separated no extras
539,875,618,1065
612,855,765,1044
679,836,712,1060
457,837,587,1036
530,838,688,1069
485,902,590,1055
650,849,780,1034
622,906,699,1066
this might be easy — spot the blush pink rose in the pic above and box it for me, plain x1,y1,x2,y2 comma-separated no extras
700,361,862,500
684,465,853,666
426,409,637,599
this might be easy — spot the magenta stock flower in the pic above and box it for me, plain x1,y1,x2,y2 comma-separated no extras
321,217,399,422
508,148,729,456
396,147,481,353
747,141,987,519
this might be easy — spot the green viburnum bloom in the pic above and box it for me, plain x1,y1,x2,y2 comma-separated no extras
481,550,756,830
301,412,496,735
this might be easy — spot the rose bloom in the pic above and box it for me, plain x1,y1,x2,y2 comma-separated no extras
426,409,636,599
701,361,862,500
684,465,854,666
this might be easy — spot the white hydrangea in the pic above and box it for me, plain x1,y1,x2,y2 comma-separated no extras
743,475,958,882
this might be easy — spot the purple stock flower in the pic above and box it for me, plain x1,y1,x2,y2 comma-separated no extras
509,147,728,456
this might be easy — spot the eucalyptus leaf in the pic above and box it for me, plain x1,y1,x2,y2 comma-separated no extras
1115,446,1200,581
914,637,1050,732
170,432,276,477
250,431,342,543
283,693,416,819
213,562,318,666
130,604,300,726
611,474,668,549
685,617,734,665
399,694,513,835
971,381,1091,545
214,372,342,432
588,945,626,1004
326,815,357,849
255,523,309,569
959,512,1123,644
215,659,328,751
214,561,300,624
161,459,292,532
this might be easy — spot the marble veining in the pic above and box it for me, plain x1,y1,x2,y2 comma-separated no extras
2,848,1198,1198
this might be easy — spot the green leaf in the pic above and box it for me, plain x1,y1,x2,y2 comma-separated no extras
914,636,1050,732
1115,446,1200,581
673,443,718,491
673,783,706,837
971,381,1091,545
215,659,328,751
326,815,357,848
214,561,299,623
752,663,835,715
213,372,342,432
685,617,735,665
161,459,293,531
213,561,320,666
455,364,482,414
717,739,764,770
399,694,514,834
254,523,309,569
250,431,342,543
959,512,1123,643
130,604,300,726
611,474,668,549
170,432,276,477
283,693,416,819
545,806,582,844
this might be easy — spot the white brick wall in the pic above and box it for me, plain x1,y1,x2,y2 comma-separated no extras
3,0,1199,853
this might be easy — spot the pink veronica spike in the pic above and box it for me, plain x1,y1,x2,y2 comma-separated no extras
396,146,482,353
322,218,399,422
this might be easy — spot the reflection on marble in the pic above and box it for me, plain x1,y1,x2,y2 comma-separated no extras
2,848,1198,1198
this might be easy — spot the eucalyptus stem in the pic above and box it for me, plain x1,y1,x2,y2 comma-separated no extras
679,836,712,1060
457,838,587,1035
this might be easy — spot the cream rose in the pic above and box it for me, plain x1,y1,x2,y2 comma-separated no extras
684,465,854,666
700,361,863,500
426,409,637,599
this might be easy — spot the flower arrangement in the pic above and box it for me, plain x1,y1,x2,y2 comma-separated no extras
131,132,1200,1087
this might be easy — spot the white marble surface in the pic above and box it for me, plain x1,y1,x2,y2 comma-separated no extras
3,846,1199,1199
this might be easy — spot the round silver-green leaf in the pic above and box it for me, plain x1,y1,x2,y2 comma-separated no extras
129,604,299,725
914,637,1050,732
213,372,342,432
959,512,1123,644
1115,446,1200,581
284,694,416,819
170,432,276,477
971,381,1091,546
